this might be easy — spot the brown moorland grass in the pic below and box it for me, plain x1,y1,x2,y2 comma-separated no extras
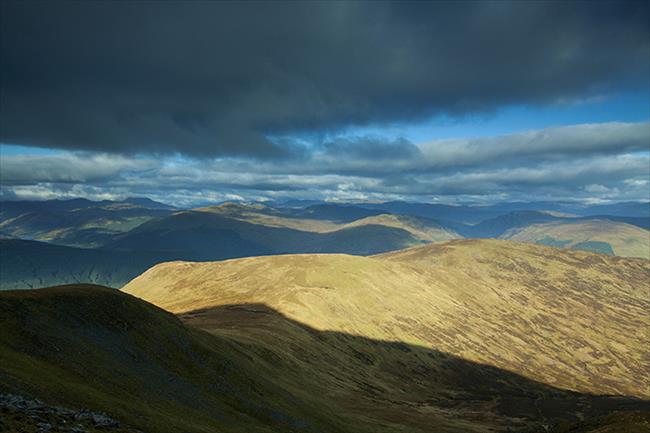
124,239,650,399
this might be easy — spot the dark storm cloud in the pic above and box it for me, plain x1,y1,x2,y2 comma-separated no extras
1,1,648,156
322,137,422,160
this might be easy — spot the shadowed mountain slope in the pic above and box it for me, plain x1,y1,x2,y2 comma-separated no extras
0,239,167,290
0,205,454,290
124,239,650,400
548,411,650,433
292,203,385,222
0,285,336,433
194,203,459,242
1,285,647,433
358,201,650,222
455,210,563,238
107,210,427,257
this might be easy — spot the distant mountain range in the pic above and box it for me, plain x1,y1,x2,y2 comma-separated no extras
0,198,647,289
0,197,175,248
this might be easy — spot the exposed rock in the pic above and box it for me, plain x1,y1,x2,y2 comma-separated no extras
0,393,139,432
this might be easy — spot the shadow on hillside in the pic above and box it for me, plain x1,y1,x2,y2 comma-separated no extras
1,285,647,433
180,303,650,432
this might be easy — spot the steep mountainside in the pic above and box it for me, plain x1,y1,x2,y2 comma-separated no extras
2,284,647,433
504,220,650,259
124,239,650,400
0,239,166,290
0,285,341,433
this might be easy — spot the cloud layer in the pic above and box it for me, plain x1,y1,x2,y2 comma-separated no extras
2,1,648,157
2,122,648,206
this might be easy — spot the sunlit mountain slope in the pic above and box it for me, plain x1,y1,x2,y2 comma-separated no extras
124,239,650,399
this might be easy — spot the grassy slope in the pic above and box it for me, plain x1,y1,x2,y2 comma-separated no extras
0,285,342,433
124,239,650,399
1,285,647,433
503,220,650,259
549,411,650,433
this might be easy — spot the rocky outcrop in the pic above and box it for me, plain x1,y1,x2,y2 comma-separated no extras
0,393,140,433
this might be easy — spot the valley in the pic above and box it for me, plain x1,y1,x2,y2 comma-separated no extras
1,199,648,290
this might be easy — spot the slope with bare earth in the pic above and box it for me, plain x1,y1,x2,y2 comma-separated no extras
124,239,650,401
503,219,650,259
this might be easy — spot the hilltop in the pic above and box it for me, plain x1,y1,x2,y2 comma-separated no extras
124,239,650,399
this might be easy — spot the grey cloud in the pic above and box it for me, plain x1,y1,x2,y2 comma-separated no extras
419,121,650,168
0,153,155,185
1,1,648,157
224,121,650,177
1,121,648,204
321,137,421,160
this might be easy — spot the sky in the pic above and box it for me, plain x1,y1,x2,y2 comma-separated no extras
1,1,649,207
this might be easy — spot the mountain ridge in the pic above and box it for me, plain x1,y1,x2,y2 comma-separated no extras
124,239,650,399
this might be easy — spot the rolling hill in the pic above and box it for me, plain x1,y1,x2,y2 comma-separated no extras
0,203,458,290
0,285,342,433
456,210,564,237
359,200,650,222
106,208,440,257
2,279,647,433
0,198,175,248
340,214,459,242
504,219,650,259
1,199,646,291
124,239,650,400
193,203,459,241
